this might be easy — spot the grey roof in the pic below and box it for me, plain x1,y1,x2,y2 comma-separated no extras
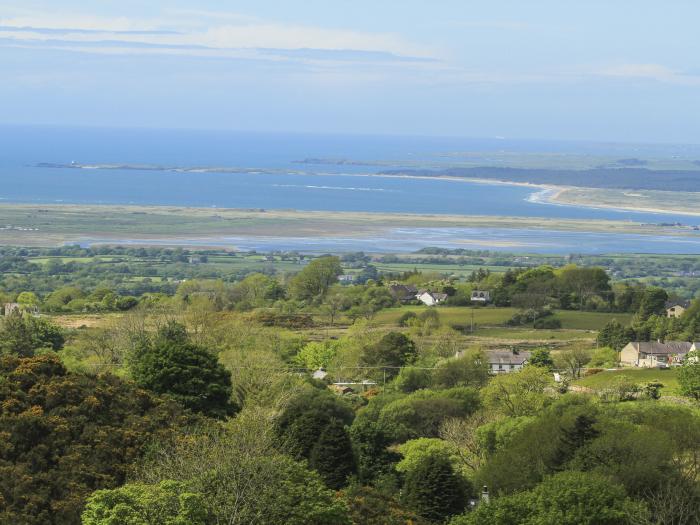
666,300,691,309
389,284,418,298
628,341,693,355
487,350,531,366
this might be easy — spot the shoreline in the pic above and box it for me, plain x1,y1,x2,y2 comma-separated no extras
26,161,700,218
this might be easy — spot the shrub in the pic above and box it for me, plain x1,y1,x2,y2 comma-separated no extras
534,316,562,329
397,311,418,327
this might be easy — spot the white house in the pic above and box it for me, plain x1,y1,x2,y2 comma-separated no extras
486,350,531,374
416,291,448,306
471,290,490,303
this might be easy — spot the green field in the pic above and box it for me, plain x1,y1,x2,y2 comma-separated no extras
472,327,595,341
374,306,629,332
574,368,681,396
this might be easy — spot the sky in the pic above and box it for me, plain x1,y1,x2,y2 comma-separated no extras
1,0,699,143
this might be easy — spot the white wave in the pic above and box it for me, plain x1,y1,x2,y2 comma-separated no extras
526,188,556,203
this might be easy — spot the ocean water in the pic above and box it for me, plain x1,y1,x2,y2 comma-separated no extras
1,125,699,253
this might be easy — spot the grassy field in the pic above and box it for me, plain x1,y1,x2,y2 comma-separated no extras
374,306,628,331
472,327,595,341
574,368,681,396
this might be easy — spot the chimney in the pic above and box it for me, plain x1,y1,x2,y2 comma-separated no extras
481,485,490,504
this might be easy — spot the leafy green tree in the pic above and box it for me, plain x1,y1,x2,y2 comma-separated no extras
528,348,554,370
289,256,343,302
0,354,192,525
395,438,459,475
342,485,425,525
557,265,611,310
296,340,340,370
81,481,207,525
432,350,490,389
277,387,355,459
360,332,417,379
129,322,236,419
637,287,669,320
677,351,700,400
16,291,40,307
349,412,402,483
450,471,645,525
139,422,351,525
0,312,65,356
394,366,432,393
402,454,468,523
43,286,85,312
588,346,618,368
310,419,357,489
482,366,553,417
596,320,634,351
378,388,480,444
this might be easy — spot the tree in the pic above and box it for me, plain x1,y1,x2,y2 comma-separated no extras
588,347,618,368
482,366,553,417
377,388,480,444
450,471,644,525
81,481,208,525
139,418,351,525
402,454,468,523
597,320,634,351
321,293,348,326
528,348,554,370
0,354,192,525
296,340,340,370
432,350,490,389
360,332,417,379
557,265,610,310
0,312,65,356
277,387,355,459
678,350,700,400
637,287,668,320
289,256,343,302
129,322,236,419
396,438,460,475
16,291,40,307
556,347,591,378
310,419,357,489
342,485,425,525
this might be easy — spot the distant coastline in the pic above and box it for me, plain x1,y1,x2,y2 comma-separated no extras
34,161,700,219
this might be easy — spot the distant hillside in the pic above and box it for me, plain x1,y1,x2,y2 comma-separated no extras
379,166,700,192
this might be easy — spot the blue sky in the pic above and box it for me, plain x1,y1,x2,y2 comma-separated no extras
1,0,699,142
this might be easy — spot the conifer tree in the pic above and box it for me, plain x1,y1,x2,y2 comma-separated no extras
310,419,356,490
402,454,467,523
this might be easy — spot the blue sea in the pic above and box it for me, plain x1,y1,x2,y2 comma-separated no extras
1,125,699,253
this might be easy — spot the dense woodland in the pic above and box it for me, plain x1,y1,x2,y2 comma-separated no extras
1,250,700,524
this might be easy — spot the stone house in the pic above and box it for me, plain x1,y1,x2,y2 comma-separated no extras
619,341,696,368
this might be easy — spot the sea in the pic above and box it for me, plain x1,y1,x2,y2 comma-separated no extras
1,124,700,254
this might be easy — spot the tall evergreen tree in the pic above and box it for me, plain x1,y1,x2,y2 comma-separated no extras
402,454,467,523
310,419,356,490
553,414,600,468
